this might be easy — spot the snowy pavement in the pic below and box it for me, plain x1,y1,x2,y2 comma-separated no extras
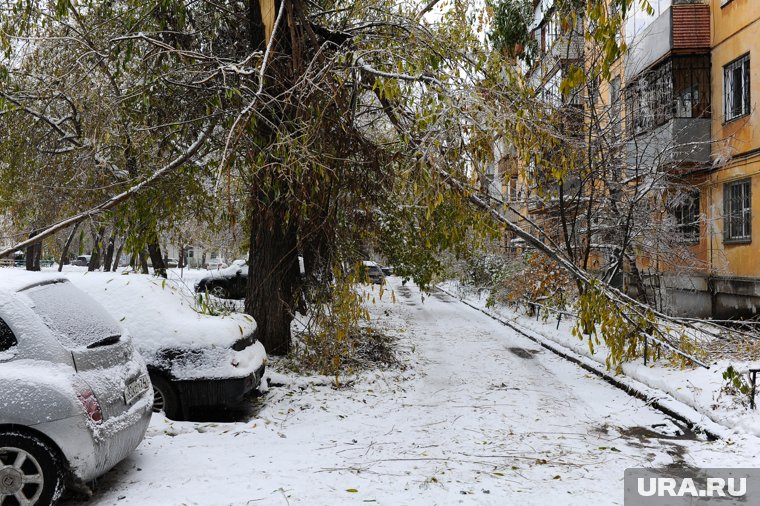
67,279,759,506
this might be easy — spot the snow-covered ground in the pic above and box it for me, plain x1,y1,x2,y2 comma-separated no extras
438,281,760,439
62,278,758,506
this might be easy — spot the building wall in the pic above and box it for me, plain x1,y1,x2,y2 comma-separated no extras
517,0,760,317
649,0,760,317
706,0,760,280
711,0,760,155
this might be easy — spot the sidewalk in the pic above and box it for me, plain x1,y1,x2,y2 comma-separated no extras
438,281,760,439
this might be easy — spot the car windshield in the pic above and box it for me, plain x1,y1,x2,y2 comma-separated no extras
24,281,122,349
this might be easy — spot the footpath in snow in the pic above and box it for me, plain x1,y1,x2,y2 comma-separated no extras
438,281,760,439
64,278,759,506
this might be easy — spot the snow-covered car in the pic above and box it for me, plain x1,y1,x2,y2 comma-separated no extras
0,273,152,505
66,272,267,420
194,259,248,299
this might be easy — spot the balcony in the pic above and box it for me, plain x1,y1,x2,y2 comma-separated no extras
625,54,711,170
528,2,584,84
626,117,711,172
545,31,583,71
625,1,710,79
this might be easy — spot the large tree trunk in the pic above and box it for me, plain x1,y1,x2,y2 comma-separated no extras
58,223,80,272
112,236,125,271
245,201,300,356
25,230,41,271
139,250,150,274
88,226,105,271
147,241,167,278
103,227,117,273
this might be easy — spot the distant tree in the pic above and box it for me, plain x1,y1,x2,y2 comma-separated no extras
488,0,536,62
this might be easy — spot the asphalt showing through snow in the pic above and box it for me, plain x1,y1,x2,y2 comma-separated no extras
65,279,757,506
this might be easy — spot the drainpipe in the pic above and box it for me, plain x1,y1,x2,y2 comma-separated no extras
708,183,716,317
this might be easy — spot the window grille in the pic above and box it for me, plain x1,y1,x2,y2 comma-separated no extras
672,191,700,242
724,179,752,242
724,54,750,122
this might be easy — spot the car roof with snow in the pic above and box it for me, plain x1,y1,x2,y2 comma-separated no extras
64,272,257,352
0,270,68,294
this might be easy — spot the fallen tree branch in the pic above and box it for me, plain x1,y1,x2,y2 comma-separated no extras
367,75,741,361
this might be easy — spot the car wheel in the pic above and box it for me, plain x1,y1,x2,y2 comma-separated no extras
0,432,65,506
149,373,182,420
208,284,229,299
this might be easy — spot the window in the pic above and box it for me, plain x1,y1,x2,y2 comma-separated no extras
724,54,750,122
543,70,562,107
507,176,519,202
724,179,752,242
588,76,601,107
673,56,711,119
25,282,121,349
672,191,700,243
544,11,559,52
0,317,17,352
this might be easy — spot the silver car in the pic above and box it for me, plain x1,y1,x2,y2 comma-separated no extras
0,274,152,505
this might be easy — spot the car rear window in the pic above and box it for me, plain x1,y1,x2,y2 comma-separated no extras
0,317,17,352
24,281,122,349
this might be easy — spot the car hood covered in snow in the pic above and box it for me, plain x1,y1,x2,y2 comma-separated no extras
64,272,257,350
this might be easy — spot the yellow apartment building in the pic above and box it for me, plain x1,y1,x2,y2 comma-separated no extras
607,0,760,318
697,0,760,317
504,0,760,318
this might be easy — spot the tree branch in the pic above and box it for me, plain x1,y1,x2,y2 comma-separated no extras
0,127,210,259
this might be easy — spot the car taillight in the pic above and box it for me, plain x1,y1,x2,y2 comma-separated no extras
76,386,103,424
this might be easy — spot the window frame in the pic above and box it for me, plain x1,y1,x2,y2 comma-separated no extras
723,54,751,123
672,191,701,244
723,179,752,244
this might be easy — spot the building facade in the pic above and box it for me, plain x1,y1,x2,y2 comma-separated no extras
644,0,760,318
509,0,760,318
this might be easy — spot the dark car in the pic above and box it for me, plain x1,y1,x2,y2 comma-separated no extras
68,272,267,421
195,260,248,299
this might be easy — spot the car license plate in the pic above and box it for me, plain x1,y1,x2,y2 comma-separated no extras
124,374,151,405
